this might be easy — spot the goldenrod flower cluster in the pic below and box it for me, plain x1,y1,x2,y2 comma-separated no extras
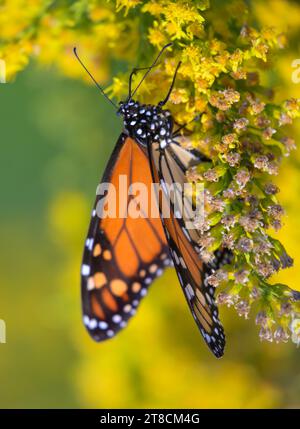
1,0,299,345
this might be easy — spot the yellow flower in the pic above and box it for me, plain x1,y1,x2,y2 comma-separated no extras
142,2,164,16
88,4,114,22
116,0,141,15
144,0,206,41
148,23,167,48
169,88,189,104
106,76,128,99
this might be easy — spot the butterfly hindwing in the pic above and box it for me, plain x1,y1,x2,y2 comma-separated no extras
148,139,227,357
81,134,170,340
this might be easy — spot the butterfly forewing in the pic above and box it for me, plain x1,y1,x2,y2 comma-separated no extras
81,134,170,340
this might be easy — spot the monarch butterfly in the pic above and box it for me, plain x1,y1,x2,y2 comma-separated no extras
75,44,232,358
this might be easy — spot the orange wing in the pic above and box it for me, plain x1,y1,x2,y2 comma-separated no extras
81,134,170,340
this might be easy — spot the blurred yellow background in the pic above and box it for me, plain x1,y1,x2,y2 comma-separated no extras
0,0,299,408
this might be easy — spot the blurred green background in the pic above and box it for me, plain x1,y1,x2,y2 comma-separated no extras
0,0,300,409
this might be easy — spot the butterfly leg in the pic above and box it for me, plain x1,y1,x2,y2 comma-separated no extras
128,43,172,99
128,65,160,99
173,115,201,137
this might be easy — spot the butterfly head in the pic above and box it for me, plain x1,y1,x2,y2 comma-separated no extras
117,100,173,148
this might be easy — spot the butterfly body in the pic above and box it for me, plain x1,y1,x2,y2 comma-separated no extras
118,100,173,149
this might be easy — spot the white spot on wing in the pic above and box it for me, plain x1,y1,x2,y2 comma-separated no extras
81,264,90,276
185,284,194,301
172,250,180,266
112,314,122,323
99,321,108,330
140,288,147,296
180,257,187,269
123,304,132,313
88,318,97,329
205,292,212,304
182,228,191,242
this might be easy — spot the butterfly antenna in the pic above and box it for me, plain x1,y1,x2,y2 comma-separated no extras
130,42,173,99
158,61,181,107
73,47,118,109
